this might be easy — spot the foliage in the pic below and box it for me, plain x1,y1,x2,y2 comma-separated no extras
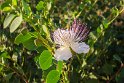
0,0,124,83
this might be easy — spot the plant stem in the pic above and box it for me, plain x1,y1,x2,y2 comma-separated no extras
0,63,28,83
107,63,124,83
24,17,53,53
108,8,124,25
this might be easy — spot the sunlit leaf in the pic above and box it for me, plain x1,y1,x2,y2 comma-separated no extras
39,50,52,70
22,0,32,16
82,59,87,68
42,25,50,39
112,7,119,15
102,19,109,29
46,70,60,83
0,52,10,59
57,61,63,73
12,0,17,6
10,14,22,33
4,14,15,29
14,32,32,45
1,1,11,11
89,73,97,79
12,52,18,62
42,65,56,80
89,32,97,40
96,27,101,33
47,2,51,11
36,1,45,10
2,7,11,11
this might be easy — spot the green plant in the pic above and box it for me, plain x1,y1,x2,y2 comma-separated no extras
0,0,124,83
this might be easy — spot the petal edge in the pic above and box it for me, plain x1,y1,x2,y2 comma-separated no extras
71,42,90,54
54,46,72,61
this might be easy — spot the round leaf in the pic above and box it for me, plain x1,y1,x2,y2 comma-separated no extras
46,70,60,83
39,50,52,70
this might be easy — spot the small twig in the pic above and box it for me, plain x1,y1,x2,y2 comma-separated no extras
108,8,124,25
0,63,28,83
107,63,124,83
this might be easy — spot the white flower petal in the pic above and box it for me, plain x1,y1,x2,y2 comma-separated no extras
71,42,90,54
53,29,65,45
54,46,72,61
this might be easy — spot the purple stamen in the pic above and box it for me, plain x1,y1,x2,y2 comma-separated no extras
70,19,90,42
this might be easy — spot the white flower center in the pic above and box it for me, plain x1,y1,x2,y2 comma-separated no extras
53,29,76,47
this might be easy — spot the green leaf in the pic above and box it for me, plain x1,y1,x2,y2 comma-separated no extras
16,65,24,75
23,38,37,50
12,0,17,6
116,68,124,83
2,7,11,11
0,65,3,72
102,63,113,75
10,14,22,33
97,24,104,33
112,7,119,15
0,52,10,59
89,32,97,40
34,39,43,47
39,50,52,70
14,32,32,45
36,1,45,10
42,65,56,80
113,54,122,63
89,73,97,79
82,59,87,68
30,32,39,38
5,72,14,82
42,25,50,38
1,1,11,11
3,14,15,29
120,68,124,77
36,46,47,53
46,70,60,83
22,0,32,16
57,61,63,73
102,19,109,29
96,27,101,33
47,2,51,11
